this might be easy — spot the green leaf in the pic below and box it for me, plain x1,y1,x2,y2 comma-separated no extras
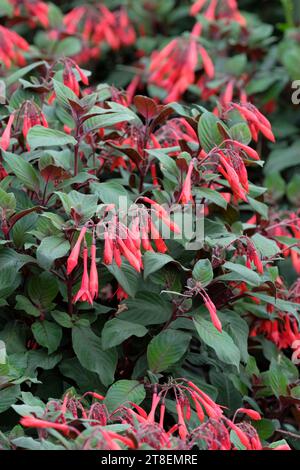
250,293,299,314
143,252,175,279
198,112,226,152
0,385,20,413
0,266,21,298
222,261,261,286
83,111,136,133
52,78,78,112
247,197,269,219
90,181,129,208
55,190,98,221
0,187,16,216
147,149,179,177
210,370,242,410
230,122,252,145
291,385,300,399
106,261,140,298
104,380,146,413
5,61,45,87
0,340,6,364
15,295,40,317
54,37,82,57
59,357,104,392
194,187,227,209
252,233,280,257
224,312,249,363
27,273,59,308
287,174,300,205
192,259,213,286
3,151,40,191
36,235,70,270
121,292,173,325
147,329,191,372
264,141,300,174
102,319,148,350
32,321,62,354
72,326,117,386
253,419,278,440
264,360,288,398
264,172,286,201
11,437,43,451
194,315,240,369
27,126,77,149
225,54,247,76
51,311,73,328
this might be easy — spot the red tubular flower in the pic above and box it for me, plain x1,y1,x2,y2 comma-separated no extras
178,159,194,204
17,101,48,146
230,140,260,161
218,155,248,202
190,0,246,25
141,224,154,252
101,430,122,450
224,418,252,449
113,244,122,267
149,220,168,254
114,8,136,47
0,165,8,180
190,392,205,422
117,237,141,272
149,26,213,103
103,231,114,265
198,45,215,79
231,103,275,142
159,402,166,427
236,408,261,421
127,402,148,419
176,400,188,440
83,392,105,401
190,0,207,16
10,0,49,28
0,114,15,151
73,246,93,305
183,397,191,421
62,59,89,96
246,239,263,274
187,381,223,418
67,226,87,275
204,295,222,332
20,416,77,436
222,79,235,107
116,285,129,301
147,390,160,423
273,444,291,450
204,0,218,20
142,197,180,234
89,242,99,300
0,26,29,69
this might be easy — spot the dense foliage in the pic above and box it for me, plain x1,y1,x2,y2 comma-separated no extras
0,0,299,451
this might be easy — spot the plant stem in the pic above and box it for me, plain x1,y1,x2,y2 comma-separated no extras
281,0,295,27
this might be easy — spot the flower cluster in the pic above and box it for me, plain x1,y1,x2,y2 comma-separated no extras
63,4,135,63
0,25,29,69
17,380,290,450
190,0,246,25
149,23,214,103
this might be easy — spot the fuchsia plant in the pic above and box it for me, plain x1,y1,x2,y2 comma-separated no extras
0,0,300,452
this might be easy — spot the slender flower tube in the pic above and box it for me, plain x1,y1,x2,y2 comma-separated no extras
20,416,78,436
73,246,93,305
178,159,194,204
89,241,98,300
67,226,87,275
0,114,15,151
